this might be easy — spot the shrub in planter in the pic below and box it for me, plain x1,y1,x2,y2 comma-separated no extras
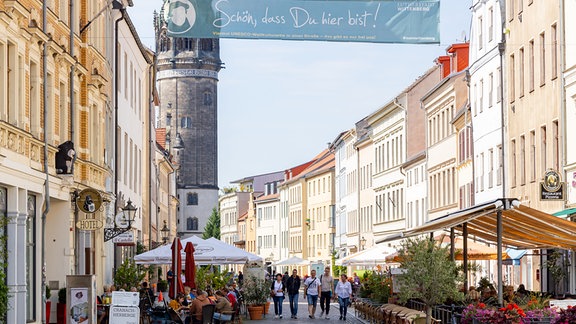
57,288,66,324
157,280,168,292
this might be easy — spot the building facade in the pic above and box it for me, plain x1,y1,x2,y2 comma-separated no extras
469,0,506,204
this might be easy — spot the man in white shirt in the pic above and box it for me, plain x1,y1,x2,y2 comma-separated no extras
304,270,321,319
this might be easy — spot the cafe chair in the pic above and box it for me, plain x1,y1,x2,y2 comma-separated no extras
202,304,216,324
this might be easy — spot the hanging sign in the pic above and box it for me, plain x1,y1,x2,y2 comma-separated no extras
76,188,103,214
164,0,440,44
76,219,104,231
540,170,564,200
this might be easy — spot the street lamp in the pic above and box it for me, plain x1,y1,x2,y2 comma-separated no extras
161,220,170,244
103,199,138,242
360,236,366,251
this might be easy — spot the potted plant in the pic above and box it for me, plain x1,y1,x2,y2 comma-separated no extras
46,286,52,323
157,280,168,293
57,287,66,324
242,275,269,320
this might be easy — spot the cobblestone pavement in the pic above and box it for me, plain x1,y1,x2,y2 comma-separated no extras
242,299,364,323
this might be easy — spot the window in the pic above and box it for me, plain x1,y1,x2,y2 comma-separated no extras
187,193,198,205
529,40,534,92
489,73,494,107
26,195,36,321
553,120,559,170
497,67,502,103
479,79,484,113
541,126,547,174
181,117,192,128
540,33,546,85
474,83,478,115
497,145,503,186
551,24,558,79
511,139,517,187
520,135,526,185
488,7,494,42
203,92,212,105
519,47,525,97
480,153,485,191
509,54,515,101
530,130,536,182
508,0,515,21
187,217,199,231
29,60,40,137
489,149,494,189
478,16,483,50
59,82,68,141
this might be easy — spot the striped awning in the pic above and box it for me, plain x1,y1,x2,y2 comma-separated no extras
378,199,576,251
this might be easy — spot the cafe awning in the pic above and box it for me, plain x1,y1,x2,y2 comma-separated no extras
378,199,576,251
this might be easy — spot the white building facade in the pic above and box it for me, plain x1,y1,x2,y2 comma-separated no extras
469,0,506,204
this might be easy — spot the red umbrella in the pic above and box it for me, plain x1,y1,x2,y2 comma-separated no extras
169,237,184,299
184,242,197,289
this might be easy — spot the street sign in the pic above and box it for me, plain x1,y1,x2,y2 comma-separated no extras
111,291,140,307
109,306,139,324
112,231,135,245
76,218,103,231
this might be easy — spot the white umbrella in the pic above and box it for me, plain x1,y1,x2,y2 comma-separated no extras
134,235,263,265
272,256,310,266
336,244,396,266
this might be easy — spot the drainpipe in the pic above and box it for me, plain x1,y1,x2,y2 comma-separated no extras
499,0,507,200
69,0,76,168
41,1,50,322
559,0,569,295
68,0,81,275
113,6,126,273
148,58,155,251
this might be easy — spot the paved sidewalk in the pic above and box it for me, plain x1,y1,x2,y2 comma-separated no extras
242,299,363,323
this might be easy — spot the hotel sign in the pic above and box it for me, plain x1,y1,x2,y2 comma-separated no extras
540,170,564,200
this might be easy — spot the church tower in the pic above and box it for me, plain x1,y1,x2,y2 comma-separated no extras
154,2,222,238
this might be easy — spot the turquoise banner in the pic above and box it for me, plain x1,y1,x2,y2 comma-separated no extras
164,0,440,44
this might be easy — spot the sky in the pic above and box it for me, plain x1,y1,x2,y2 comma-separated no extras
127,0,472,189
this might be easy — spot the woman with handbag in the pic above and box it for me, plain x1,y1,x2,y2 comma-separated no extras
271,273,285,319
335,274,353,321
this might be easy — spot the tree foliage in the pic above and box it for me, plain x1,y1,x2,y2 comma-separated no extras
114,258,146,290
203,208,220,239
396,237,464,323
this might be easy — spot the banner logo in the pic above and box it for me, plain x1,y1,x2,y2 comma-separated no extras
165,0,440,44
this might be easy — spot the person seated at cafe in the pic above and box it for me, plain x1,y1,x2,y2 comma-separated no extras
188,290,212,324
169,293,189,313
481,288,499,306
225,287,237,308
183,286,195,305
466,286,480,303
504,285,515,304
213,290,233,323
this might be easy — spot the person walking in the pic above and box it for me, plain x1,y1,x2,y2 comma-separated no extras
304,269,321,319
335,274,353,321
319,267,334,319
271,273,285,319
286,269,301,319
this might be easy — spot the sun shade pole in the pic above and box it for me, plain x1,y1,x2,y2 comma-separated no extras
463,223,468,291
497,208,503,305
450,228,455,260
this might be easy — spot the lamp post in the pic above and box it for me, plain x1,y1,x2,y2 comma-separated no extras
103,199,138,242
161,220,170,244
360,236,366,251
